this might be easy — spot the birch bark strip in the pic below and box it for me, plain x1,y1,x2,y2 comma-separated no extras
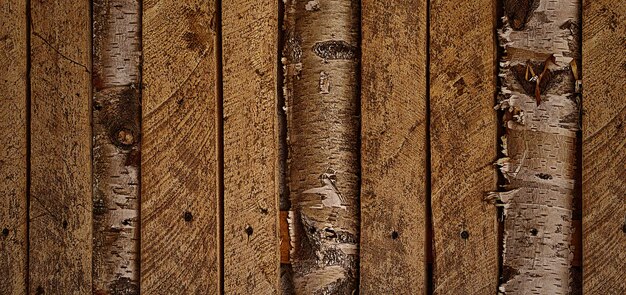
92,0,141,293
283,0,360,293
497,0,581,293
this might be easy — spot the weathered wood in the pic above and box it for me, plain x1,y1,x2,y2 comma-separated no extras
360,0,428,293
222,0,280,293
582,0,626,293
92,0,141,293
496,0,581,293
141,0,219,293
29,0,93,293
283,0,360,293
429,0,499,293
0,1,27,294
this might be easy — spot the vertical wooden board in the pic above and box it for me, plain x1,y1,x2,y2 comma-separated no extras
92,0,141,293
141,0,219,293
429,0,498,293
0,1,27,294
582,0,626,293
360,0,428,293
222,1,280,293
29,0,92,293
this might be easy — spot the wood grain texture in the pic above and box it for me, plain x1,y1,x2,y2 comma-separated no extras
92,0,141,293
141,0,219,293
582,0,626,293
283,0,361,293
497,0,581,293
0,1,27,294
222,0,280,293
360,0,428,293
429,0,499,293
29,0,92,293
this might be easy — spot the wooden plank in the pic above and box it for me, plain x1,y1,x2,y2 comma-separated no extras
222,1,280,293
582,0,626,293
0,1,27,294
29,0,92,293
429,0,499,293
92,0,141,293
282,0,361,293
141,0,219,293
360,0,428,293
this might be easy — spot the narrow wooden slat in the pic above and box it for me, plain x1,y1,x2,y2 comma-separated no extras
582,0,626,293
92,0,141,293
222,1,280,293
29,0,92,293
0,1,27,294
141,0,219,293
429,0,499,293
360,0,428,293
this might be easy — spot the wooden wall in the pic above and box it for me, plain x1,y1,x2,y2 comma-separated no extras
0,0,623,294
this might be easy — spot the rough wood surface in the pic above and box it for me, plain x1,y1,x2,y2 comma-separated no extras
582,0,626,293
283,0,360,293
496,0,581,293
0,1,27,294
429,0,499,293
141,0,219,293
92,0,141,293
360,0,428,293
29,0,93,293
222,1,280,293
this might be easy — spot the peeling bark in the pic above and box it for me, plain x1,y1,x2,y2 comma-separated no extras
496,0,581,294
283,0,360,293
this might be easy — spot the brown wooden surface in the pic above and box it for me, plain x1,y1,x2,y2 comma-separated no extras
141,0,219,293
429,0,499,293
582,0,626,293
0,1,27,294
92,0,142,293
222,0,280,293
360,0,428,293
29,0,93,293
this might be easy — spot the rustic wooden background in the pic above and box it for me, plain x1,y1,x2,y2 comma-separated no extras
0,0,624,294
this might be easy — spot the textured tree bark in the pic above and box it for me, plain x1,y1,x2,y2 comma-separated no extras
495,0,581,294
282,0,360,293
92,0,141,293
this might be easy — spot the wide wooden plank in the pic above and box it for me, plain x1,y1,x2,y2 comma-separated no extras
582,0,626,293
222,0,280,294
0,1,27,294
360,0,428,293
429,0,499,293
222,1,280,293
92,0,141,293
29,0,92,293
141,0,220,293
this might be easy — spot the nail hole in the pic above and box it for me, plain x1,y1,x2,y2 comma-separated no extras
183,211,193,222
460,230,470,240
391,231,399,240
62,220,68,230
621,223,626,234
309,227,316,234
2,228,9,237
260,207,268,215
530,228,538,236
245,225,253,237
